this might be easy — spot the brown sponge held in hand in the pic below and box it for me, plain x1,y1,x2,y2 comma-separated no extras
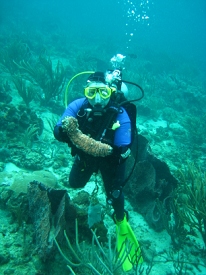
62,116,113,157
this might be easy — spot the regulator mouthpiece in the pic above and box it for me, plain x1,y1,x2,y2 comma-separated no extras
110,54,126,69
105,69,121,86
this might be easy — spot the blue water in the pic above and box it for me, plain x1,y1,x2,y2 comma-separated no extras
1,0,205,70
0,1,206,274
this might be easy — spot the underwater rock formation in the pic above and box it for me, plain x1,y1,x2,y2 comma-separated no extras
124,134,178,231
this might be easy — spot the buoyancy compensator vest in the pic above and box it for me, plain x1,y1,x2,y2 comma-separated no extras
77,100,119,144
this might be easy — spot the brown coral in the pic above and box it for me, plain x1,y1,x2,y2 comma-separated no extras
62,116,113,157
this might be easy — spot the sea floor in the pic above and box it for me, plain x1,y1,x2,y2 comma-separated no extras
0,114,205,275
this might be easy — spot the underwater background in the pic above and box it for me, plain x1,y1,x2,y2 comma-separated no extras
0,0,206,275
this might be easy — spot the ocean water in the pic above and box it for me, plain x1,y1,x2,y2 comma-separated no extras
0,1,206,275
1,0,206,61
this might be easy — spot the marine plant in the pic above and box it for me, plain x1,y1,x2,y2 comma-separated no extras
155,198,187,249
54,218,205,274
157,250,206,274
12,75,36,107
174,162,206,247
21,124,39,148
0,79,12,104
54,219,145,275
14,55,66,105
180,115,206,145
0,40,31,74
0,80,11,93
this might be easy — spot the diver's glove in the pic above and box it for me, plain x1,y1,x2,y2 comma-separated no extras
62,116,113,157
112,146,131,164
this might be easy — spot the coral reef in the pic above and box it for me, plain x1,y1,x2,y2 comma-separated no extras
0,40,31,74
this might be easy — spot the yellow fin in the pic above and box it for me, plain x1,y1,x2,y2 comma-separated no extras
116,216,143,272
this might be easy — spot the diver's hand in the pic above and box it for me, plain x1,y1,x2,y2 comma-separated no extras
62,116,113,157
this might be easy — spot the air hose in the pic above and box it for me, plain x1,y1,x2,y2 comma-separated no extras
64,71,94,108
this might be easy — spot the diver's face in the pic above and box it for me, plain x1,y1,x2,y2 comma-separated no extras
86,83,110,108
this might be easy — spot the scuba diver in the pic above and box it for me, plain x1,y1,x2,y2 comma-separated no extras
54,54,144,271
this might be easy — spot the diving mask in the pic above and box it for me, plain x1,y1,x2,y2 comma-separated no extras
84,86,116,99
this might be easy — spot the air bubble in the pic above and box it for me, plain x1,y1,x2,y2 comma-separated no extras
118,0,153,49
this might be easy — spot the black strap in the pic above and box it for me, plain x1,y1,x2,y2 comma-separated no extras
95,105,119,142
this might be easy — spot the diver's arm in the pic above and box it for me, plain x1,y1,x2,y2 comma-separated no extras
54,125,69,142
112,107,132,162
109,109,131,191
53,98,86,143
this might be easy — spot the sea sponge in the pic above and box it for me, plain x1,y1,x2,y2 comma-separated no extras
62,116,113,157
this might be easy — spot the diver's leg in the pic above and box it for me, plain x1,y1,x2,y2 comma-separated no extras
100,159,126,220
69,155,95,188
101,159,143,271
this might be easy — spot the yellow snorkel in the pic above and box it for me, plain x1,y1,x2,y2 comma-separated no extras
64,71,95,108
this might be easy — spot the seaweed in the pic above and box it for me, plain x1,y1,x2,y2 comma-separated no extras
12,75,36,107
0,40,31,74
55,219,146,275
180,115,206,145
156,250,205,275
174,163,206,247
21,124,39,148
14,55,66,105
155,198,187,249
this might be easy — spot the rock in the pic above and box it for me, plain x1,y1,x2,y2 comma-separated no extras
124,134,178,231
9,170,57,197
0,253,10,265
3,269,15,275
